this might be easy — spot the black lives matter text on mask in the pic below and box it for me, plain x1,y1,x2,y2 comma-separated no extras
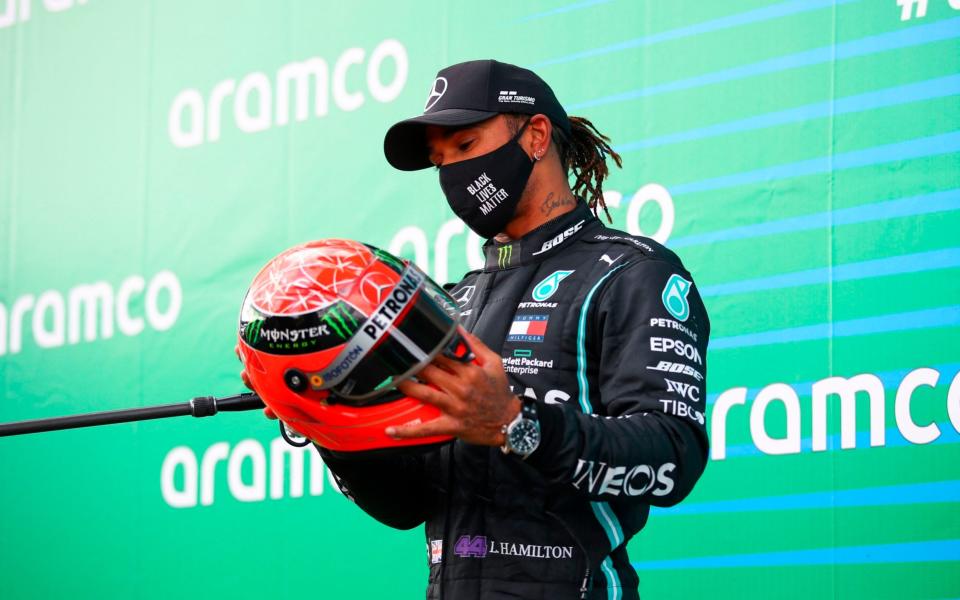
466,172,510,215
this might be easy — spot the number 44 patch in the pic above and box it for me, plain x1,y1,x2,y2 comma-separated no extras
661,274,692,322
454,535,488,558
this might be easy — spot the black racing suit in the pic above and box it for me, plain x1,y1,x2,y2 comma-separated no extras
320,203,710,599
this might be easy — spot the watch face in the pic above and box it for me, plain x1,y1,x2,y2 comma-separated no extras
509,419,540,455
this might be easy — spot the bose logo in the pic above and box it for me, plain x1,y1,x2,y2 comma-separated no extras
647,360,704,381
532,220,585,256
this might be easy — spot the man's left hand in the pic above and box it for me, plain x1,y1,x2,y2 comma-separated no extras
386,329,521,447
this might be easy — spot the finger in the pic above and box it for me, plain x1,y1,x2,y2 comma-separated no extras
451,330,506,384
240,370,254,391
459,329,496,366
415,363,466,394
432,351,472,374
396,378,459,413
263,407,278,420
386,414,458,439
438,329,477,364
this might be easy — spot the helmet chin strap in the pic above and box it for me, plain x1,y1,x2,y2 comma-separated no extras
279,421,311,447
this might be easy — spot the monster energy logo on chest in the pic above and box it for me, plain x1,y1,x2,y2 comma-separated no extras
498,244,514,268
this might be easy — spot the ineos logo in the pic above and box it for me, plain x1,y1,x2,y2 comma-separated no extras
424,77,448,112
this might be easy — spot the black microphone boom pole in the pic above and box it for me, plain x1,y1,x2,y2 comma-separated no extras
0,393,265,437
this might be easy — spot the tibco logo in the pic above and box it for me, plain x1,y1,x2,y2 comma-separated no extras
0,0,87,29
0,270,181,356
168,39,408,148
160,438,342,508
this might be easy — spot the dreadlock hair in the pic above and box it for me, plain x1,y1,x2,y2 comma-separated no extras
506,113,623,222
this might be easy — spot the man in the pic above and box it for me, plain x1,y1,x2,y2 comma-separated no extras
251,59,710,599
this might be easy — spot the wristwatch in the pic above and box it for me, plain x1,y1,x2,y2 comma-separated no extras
501,397,541,458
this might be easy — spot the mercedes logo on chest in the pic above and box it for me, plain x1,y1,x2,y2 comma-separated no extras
424,77,448,112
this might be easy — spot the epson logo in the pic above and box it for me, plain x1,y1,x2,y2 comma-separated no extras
650,336,702,365
572,459,675,498
168,39,408,148
0,0,87,29
0,270,182,357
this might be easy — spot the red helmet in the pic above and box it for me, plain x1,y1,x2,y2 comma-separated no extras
237,239,468,452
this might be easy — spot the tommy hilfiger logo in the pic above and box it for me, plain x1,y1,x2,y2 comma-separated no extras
507,315,549,342
497,90,535,105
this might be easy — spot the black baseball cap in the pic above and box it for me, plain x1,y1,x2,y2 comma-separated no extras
383,59,572,171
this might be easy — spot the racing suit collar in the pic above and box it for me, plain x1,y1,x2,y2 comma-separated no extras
483,202,597,271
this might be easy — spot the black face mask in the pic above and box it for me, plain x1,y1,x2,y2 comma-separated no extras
438,119,534,239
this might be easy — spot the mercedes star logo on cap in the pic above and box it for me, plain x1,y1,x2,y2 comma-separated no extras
385,60,571,171
424,77,448,112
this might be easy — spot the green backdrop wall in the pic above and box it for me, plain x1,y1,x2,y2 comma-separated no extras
1,0,958,598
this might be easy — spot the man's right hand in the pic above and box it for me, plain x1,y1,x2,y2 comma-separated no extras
235,343,277,420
